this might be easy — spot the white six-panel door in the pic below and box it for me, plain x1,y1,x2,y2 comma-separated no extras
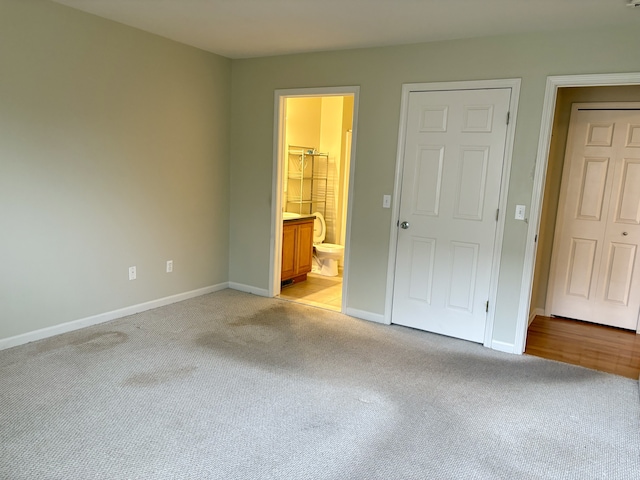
392,88,511,343
547,104,640,330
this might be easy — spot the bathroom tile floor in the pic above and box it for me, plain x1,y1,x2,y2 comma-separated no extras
278,270,342,312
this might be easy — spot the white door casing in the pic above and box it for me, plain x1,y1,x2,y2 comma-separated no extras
269,87,360,307
391,88,512,343
546,103,640,330
515,73,640,355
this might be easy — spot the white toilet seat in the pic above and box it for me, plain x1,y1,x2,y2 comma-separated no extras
312,212,326,244
315,243,344,254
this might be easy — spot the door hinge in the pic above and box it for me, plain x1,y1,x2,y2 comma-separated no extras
506,112,510,125
496,209,499,221
486,301,489,313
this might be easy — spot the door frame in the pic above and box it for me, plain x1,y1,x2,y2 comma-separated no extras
268,86,360,312
385,79,521,349
545,102,640,329
514,72,640,354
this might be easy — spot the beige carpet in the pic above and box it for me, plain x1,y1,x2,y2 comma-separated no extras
1,289,639,479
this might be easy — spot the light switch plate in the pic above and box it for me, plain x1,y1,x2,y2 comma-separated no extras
383,195,391,208
515,204,526,220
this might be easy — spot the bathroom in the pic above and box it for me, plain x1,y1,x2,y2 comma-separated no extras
278,94,354,311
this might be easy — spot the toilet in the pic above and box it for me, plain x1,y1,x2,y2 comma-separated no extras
312,212,344,277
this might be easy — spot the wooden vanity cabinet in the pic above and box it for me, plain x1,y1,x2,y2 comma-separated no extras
281,218,314,284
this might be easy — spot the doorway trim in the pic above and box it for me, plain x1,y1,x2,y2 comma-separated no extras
514,72,640,354
269,86,360,313
385,78,521,349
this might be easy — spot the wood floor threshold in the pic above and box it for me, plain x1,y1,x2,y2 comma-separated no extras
525,315,640,380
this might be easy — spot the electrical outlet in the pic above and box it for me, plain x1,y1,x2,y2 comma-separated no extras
128,266,136,281
515,204,526,220
166,260,173,273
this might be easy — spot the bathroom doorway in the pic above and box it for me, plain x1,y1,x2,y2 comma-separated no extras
269,87,359,313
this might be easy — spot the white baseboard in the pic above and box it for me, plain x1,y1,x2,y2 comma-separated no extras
529,308,544,326
345,307,389,325
228,282,270,297
491,340,517,354
0,283,229,351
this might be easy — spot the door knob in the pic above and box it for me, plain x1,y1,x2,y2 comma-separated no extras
400,221,410,230
622,231,628,236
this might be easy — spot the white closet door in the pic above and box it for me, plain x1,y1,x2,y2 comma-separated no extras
547,104,640,331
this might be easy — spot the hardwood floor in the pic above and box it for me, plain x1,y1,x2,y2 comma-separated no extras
525,315,640,379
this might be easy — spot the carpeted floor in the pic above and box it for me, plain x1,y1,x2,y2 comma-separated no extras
1,289,639,479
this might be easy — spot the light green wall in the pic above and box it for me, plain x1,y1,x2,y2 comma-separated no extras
230,25,640,346
3,0,640,349
0,0,231,339
531,85,640,315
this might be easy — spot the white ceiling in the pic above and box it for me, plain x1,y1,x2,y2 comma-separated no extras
52,0,639,59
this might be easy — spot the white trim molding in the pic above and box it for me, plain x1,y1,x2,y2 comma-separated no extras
345,307,388,325
514,72,640,354
490,340,516,354
228,282,270,297
0,283,229,351
269,86,360,316
384,78,521,352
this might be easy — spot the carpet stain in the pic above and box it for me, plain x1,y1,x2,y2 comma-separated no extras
196,304,297,351
194,303,382,372
123,365,197,386
194,313,301,370
228,304,293,328
71,331,128,353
